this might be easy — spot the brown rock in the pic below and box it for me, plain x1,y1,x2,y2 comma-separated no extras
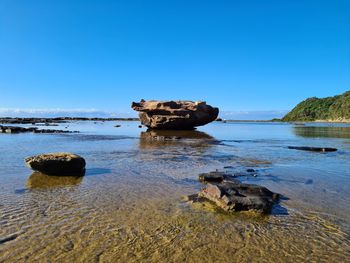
25,153,86,176
198,181,279,214
131,100,219,129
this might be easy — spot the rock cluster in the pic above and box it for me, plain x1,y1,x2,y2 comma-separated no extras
189,171,280,214
25,153,86,176
131,100,219,129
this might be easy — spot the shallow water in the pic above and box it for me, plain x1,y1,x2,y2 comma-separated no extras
1,121,350,262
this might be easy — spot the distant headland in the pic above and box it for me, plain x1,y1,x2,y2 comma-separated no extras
280,91,350,123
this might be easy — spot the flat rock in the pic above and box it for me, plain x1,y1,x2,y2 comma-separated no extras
25,153,86,176
0,125,77,134
288,146,337,152
131,100,219,129
198,181,279,214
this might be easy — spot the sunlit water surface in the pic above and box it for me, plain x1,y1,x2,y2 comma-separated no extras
1,121,350,262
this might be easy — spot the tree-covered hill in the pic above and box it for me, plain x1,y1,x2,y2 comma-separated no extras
282,91,350,122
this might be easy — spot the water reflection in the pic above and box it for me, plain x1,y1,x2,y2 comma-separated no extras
26,172,83,189
293,126,350,139
139,129,216,149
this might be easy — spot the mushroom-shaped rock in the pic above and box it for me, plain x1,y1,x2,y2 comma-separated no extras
25,153,86,176
131,100,219,129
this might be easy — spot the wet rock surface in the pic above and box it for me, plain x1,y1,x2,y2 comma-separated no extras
288,146,337,152
199,181,280,214
189,171,280,214
0,125,77,134
25,153,86,176
131,100,219,129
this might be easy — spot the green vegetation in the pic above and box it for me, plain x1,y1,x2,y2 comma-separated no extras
282,91,350,122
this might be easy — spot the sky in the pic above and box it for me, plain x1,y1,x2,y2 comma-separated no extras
0,0,349,119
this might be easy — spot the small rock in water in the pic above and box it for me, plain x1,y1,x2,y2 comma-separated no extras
305,179,313,185
288,146,337,152
190,169,280,214
199,171,226,183
114,125,121,128
25,153,86,176
198,181,279,214
246,168,256,173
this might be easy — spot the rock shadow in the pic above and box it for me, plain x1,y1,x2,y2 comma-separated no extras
139,129,216,150
26,171,84,189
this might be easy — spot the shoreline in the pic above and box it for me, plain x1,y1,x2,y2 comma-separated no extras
1,117,350,125
0,117,139,124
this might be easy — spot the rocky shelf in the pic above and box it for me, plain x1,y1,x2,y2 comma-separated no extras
0,117,139,124
0,125,78,134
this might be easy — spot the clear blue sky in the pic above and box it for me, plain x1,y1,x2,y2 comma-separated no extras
0,0,349,118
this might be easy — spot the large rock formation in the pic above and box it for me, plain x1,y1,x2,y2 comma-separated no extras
25,153,86,176
131,100,219,129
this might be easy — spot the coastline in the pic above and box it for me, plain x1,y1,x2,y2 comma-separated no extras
0,117,139,124
1,117,350,125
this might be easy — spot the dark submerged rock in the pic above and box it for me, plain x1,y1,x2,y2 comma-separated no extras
0,125,77,134
199,171,225,183
198,171,239,183
131,100,219,129
25,153,86,176
288,146,337,152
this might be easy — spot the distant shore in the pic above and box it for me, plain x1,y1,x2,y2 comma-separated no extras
1,117,350,125
0,117,139,124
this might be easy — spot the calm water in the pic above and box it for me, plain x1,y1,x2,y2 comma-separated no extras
1,121,350,262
